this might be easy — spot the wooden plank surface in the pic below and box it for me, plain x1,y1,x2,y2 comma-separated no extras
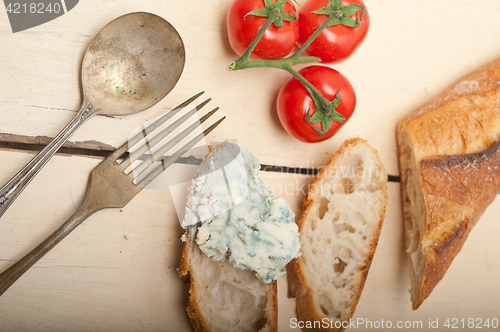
1,0,500,331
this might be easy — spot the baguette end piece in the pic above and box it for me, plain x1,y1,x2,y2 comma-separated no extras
397,55,500,308
398,119,500,309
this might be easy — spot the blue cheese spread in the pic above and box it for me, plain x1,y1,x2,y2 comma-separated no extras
182,140,301,284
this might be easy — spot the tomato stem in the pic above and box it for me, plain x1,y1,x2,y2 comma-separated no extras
282,66,339,119
228,15,334,118
291,15,339,60
229,12,321,71
240,10,280,60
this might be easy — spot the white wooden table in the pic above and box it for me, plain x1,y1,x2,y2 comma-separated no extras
1,1,500,331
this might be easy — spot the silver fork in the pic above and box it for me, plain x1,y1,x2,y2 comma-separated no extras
0,92,223,296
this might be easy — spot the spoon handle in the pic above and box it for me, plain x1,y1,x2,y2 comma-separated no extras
0,101,95,218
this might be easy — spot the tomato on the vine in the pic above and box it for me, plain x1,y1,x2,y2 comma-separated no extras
277,66,356,143
298,0,370,64
227,0,299,60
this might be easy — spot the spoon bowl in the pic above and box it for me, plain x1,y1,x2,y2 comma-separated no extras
83,12,185,115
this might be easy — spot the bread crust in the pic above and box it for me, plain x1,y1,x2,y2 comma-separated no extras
287,138,388,332
179,236,213,332
397,57,500,310
179,233,278,332
399,57,500,162
405,140,500,309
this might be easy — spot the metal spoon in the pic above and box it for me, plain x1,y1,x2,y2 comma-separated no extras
0,12,185,218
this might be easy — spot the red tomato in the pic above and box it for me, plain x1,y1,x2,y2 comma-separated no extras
227,0,299,60
298,0,370,64
277,66,356,143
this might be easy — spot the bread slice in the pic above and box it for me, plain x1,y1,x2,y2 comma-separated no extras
179,228,278,332
397,57,500,310
178,138,300,332
287,138,388,332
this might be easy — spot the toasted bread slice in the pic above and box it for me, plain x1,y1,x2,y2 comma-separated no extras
397,57,500,310
179,229,277,332
287,138,388,332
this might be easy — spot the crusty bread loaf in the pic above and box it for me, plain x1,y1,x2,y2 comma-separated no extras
287,138,388,332
397,57,500,310
179,228,277,332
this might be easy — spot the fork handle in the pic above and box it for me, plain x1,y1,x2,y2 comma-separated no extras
0,197,97,296
0,100,96,219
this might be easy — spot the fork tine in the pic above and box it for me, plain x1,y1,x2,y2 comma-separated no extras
130,97,211,153
134,116,226,187
199,107,220,123
109,141,130,161
127,91,205,147
126,98,212,161
126,107,220,176
120,99,213,171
